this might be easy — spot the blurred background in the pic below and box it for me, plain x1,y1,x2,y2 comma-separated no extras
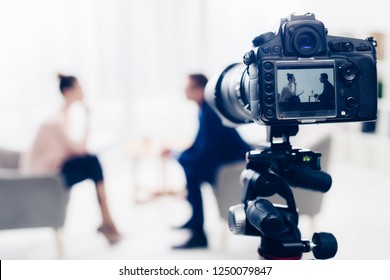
0,0,389,259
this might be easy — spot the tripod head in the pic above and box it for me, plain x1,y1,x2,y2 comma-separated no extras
228,125,338,259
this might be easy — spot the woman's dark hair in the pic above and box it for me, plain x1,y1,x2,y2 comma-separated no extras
189,73,208,89
287,73,294,81
57,73,77,94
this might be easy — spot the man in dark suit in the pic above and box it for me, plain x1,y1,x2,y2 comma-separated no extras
163,74,251,249
318,73,335,108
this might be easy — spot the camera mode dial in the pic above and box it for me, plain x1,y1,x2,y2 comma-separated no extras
243,50,256,66
252,32,275,47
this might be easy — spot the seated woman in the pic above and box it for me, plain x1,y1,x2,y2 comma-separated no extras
20,74,121,245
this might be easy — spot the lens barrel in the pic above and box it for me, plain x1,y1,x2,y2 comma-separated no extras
205,63,252,126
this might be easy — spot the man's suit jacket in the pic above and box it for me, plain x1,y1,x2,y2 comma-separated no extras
178,101,251,183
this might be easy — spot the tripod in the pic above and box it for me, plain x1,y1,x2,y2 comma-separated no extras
228,125,338,259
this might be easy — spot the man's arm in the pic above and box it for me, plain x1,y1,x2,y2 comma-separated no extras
178,110,220,167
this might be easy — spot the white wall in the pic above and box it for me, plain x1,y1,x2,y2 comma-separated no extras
0,0,388,150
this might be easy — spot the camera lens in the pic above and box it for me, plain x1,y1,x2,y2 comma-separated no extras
340,64,358,82
205,63,252,125
292,27,321,57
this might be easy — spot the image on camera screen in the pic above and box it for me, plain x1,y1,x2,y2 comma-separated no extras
275,61,336,120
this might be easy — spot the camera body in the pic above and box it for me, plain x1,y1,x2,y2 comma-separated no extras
206,13,378,126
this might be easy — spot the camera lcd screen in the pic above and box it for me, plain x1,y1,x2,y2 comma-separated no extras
275,60,336,120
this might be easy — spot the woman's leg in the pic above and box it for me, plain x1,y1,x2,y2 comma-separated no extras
61,155,121,244
95,180,121,244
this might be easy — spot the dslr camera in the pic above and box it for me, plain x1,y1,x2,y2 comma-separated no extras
205,13,378,259
206,13,377,126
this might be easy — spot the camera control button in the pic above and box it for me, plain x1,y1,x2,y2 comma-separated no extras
340,64,358,82
329,41,342,52
266,108,274,117
273,46,281,54
346,97,358,108
330,41,354,52
288,27,296,36
263,61,273,70
264,73,273,82
356,45,372,52
265,84,274,93
243,50,256,65
343,41,353,52
262,47,271,54
265,96,274,105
